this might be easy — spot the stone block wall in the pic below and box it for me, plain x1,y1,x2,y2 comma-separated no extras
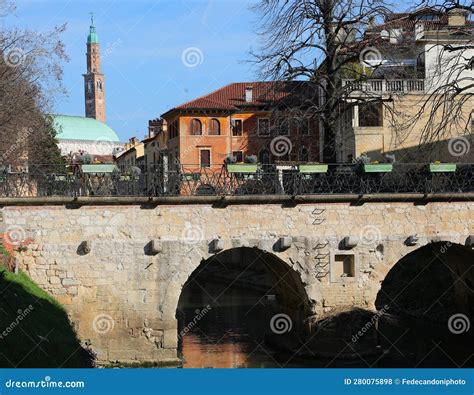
0,201,472,365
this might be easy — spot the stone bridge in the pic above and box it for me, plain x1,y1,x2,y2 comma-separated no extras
0,195,473,365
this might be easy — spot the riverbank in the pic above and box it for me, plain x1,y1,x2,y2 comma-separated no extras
0,266,94,367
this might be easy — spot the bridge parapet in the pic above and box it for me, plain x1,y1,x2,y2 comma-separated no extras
0,163,472,198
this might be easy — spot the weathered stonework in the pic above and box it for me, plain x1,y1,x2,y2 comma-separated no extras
1,201,473,365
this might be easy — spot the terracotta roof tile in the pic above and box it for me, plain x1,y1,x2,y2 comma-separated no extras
163,81,310,115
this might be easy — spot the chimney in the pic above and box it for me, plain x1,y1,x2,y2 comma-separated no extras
245,86,253,103
415,23,424,40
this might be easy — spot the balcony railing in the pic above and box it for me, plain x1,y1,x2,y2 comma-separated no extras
0,163,472,198
342,79,425,93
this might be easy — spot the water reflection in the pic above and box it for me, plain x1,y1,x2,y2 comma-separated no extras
176,246,473,368
182,331,252,368
179,306,276,368
179,306,473,368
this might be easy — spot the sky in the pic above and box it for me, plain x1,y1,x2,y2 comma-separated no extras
4,0,419,142
6,0,259,142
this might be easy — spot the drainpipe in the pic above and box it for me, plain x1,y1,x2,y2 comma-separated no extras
228,113,234,162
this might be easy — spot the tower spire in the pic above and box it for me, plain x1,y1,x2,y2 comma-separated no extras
83,15,106,123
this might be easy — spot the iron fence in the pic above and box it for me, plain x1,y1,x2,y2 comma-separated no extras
0,163,472,198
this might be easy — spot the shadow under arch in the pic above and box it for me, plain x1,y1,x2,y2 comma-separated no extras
175,247,312,367
376,241,474,322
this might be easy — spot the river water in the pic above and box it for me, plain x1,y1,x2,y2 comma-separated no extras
178,305,472,368
176,246,472,368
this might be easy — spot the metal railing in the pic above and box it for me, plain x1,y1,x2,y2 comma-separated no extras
342,79,425,93
0,163,472,198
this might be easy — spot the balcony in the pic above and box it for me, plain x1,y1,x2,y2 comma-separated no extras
342,79,425,93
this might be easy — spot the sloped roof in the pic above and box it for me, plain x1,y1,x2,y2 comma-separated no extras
161,81,311,116
53,115,120,143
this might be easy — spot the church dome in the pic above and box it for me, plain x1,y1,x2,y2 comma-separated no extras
53,115,120,142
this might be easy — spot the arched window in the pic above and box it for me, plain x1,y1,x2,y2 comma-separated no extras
209,118,220,135
87,80,93,94
97,80,102,91
299,147,309,162
190,119,202,135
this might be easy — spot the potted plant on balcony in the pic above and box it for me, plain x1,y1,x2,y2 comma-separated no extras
298,163,328,173
362,159,393,173
428,161,457,173
225,155,259,173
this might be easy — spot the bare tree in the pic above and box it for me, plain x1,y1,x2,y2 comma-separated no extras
251,0,393,162
252,0,473,163
399,0,473,150
0,0,68,169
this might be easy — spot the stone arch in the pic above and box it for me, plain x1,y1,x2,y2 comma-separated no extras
375,241,474,321
161,246,313,350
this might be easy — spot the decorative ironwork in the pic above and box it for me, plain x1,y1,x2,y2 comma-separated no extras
342,79,425,93
0,163,472,198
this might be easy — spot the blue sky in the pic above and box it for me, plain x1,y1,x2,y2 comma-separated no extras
6,0,418,142
8,0,258,141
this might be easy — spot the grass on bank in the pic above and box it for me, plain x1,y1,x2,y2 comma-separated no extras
0,265,94,367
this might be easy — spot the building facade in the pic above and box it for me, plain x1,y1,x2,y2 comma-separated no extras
337,8,474,163
159,82,322,170
114,137,145,169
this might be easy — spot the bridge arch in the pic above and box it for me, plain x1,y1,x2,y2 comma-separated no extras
375,241,474,322
162,246,313,354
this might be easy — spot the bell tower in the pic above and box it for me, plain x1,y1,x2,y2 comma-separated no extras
83,13,106,123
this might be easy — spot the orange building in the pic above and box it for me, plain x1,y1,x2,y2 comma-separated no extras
159,82,322,171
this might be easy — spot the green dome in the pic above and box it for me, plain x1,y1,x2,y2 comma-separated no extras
53,115,120,142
